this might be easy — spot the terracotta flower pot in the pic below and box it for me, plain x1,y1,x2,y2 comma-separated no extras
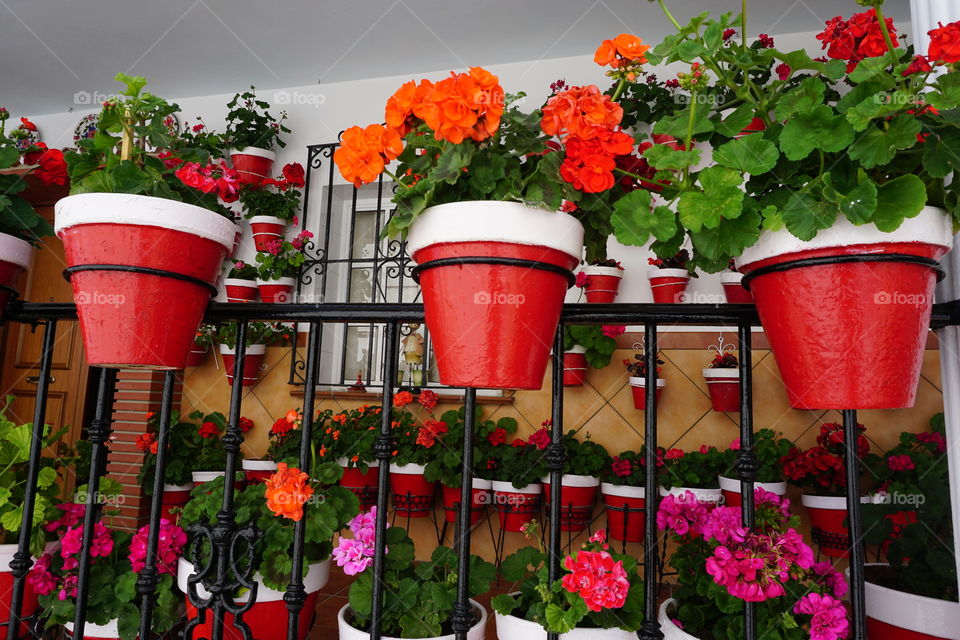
739,207,952,409
340,599,487,640
862,564,960,640
580,265,623,303
390,463,436,518
257,277,296,303
160,482,193,522
0,544,37,638
542,474,598,531
56,193,234,369
230,147,276,187
647,268,689,303
441,478,492,525
562,347,587,387
405,202,583,389
629,377,664,410
224,277,259,303
242,459,277,483
720,271,753,304
0,233,33,323
702,368,740,412
600,483,646,543
338,458,380,511
249,215,286,251
717,475,786,509
491,480,541,532
220,344,266,386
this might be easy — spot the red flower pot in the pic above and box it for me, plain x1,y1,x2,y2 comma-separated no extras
160,482,193,522
56,194,234,369
739,208,952,409
405,202,583,389
717,475,786,509
647,268,689,303
180,558,328,640
249,215,286,251
230,221,242,258
224,277,258,303
0,544,37,638
863,564,960,640
580,265,623,303
230,147,276,187
441,478,491,525
703,368,740,412
242,459,277,483
562,348,587,387
601,483,645,543
802,494,866,558
185,345,208,368
542,474,598,531
338,459,380,511
491,481,541,532
0,233,33,323
257,277,296,303
220,344,266,386
629,377,664,410
720,271,753,303
390,464,436,518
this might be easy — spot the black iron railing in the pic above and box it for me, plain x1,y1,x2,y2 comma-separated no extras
4,298,960,640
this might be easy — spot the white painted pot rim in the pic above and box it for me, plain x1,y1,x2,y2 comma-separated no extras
191,471,225,482
647,268,690,279
717,476,786,494
0,232,34,270
472,478,493,490
720,271,743,284
231,147,276,161
242,460,278,471
491,481,541,495
856,564,960,636
703,368,740,380
600,483,645,499
249,215,286,225
391,462,427,475
629,377,666,388
341,600,486,640
64,619,119,639
659,486,723,501
224,278,258,287
219,344,267,356
162,482,193,492
802,493,870,509
405,202,584,264
495,610,636,640
740,206,952,267
658,599,698,640
256,277,296,287
564,345,587,355
541,474,600,487
178,558,329,602
581,265,623,278
0,543,25,566
55,193,235,250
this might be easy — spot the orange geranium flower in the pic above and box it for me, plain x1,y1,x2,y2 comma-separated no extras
265,463,314,522
334,124,404,187
541,85,623,140
594,34,650,67
414,67,504,144
385,79,434,136
393,390,414,408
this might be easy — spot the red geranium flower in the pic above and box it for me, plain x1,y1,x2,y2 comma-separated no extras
239,417,254,432
393,391,414,408
271,418,294,436
198,421,219,439
281,162,306,188
487,428,507,446
928,21,960,64
418,389,439,411
135,432,156,452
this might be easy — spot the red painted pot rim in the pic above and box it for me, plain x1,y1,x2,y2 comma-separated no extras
0,232,34,270
600,482,645,499
231,147,276,161
857,564,960,636
54,193,235,250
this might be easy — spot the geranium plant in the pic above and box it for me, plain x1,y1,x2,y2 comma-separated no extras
490,429,549,489
227,260,258,280
254,231,313,280
707,351,738,369
238,163,305,221
493,526,645,633
554,428,611,477
563,325,619,369
659,445,725,489
647,249,690,271
425,407,518,488
214,321,295,347
657,488,850,640
171,118,226,161
225,88,290,151
605,450,645,487
623,351,664,378
0,109,59,241
389,391,447,467
722,429,793,483
334,508,496,638
782,422,870,496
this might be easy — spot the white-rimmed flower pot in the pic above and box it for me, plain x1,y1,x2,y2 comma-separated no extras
230,147,276,187
338,457,380,511
56,193,235,369
702,368,740,412
224,277,258,303
648,267,689,303
720,270,752,303
496,609,636,640
0,233,33,323
580,265,623,303
717,475,786,508
249,214,286,252
659,486,723,507
629,377,664,410
191,470,225,487
738,206,953,409
600,483,646,543
179,557,328,640
160,482,193,521
242,459,277,483
220,343,266,386
658,599,699,639
491,480,541,532
390,462,436,518
256,276,296,303
541,474,599,531
562,345,587,387
441,477,493,525
802,494,869,558
405,201,583,389
860,564,960,640
0,544,36,636
64,619,120,640
340,599,486,640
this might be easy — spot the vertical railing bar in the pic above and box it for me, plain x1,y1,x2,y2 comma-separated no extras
370,322,400,640
136,370,177,640
546,326,565,640
450,388,477,640
71,366,118,640
843,408,866,639
639,322,662,640
737,324,756,640
284,321,323,640
6,320,57,640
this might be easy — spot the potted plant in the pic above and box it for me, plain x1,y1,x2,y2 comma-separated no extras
335,508,495,640
656,488,850,640
315,405,381,510
720,260,752,304
561,326,619,387
31,496,186,640
647,250,691,303
180,463,357,640
224,260,259,302
493,526,645,639
389,391,445,518
225,87,289,186
253,230,312,303
701,343,739,412
215,321,294,386
861,414,959,639
717,430,791,507
624,351,664,410
183,411,233,485
612,3,960,410
186,323,215,367
541,427,610,532
490,430,548,533
659,446,725,506
782,421,870,558
576,259,625,304
240,163,305,251
58,74,238,369
601,451,646,543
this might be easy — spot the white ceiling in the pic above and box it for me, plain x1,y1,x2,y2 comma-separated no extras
0,0,913,116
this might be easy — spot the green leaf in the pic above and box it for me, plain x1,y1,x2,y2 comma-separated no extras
677,166,744,232
0,146,20,169
431,144,474,184
845,92,914,131
826,176,878,225
875,174,927,231
0,506,22,532
611,190,675,247
781,190,837,241
36,466,57,489
690,210,762,266
779,105,855,161
848,57,897,88
775,77,826,121
491,593,518,616
652,107,714,139
0,487,11,509
925,72,960,110
847,114,921,169
923,130,960,178
713,135,779,174
715,104,756,138
642,144,700,171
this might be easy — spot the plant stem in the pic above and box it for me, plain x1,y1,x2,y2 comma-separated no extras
874,5,899,68
657,0,683,31
611,78,628,102
741,0,748,50
383,168,403,184
683,96,697,186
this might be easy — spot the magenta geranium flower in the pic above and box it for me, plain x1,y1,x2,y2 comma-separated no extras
793,593,849,640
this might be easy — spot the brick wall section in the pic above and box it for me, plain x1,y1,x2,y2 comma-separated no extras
105,370,183,531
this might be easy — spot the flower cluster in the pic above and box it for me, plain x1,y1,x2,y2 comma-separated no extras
816,8,898,71
127,519,187,575
416,418,448,448
594,33,650,70
560,546,630,612
264,462,314,521
174,160,240,202
333,507,383,575
263,162,306,190
333,124,403,188
782,423,869,495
